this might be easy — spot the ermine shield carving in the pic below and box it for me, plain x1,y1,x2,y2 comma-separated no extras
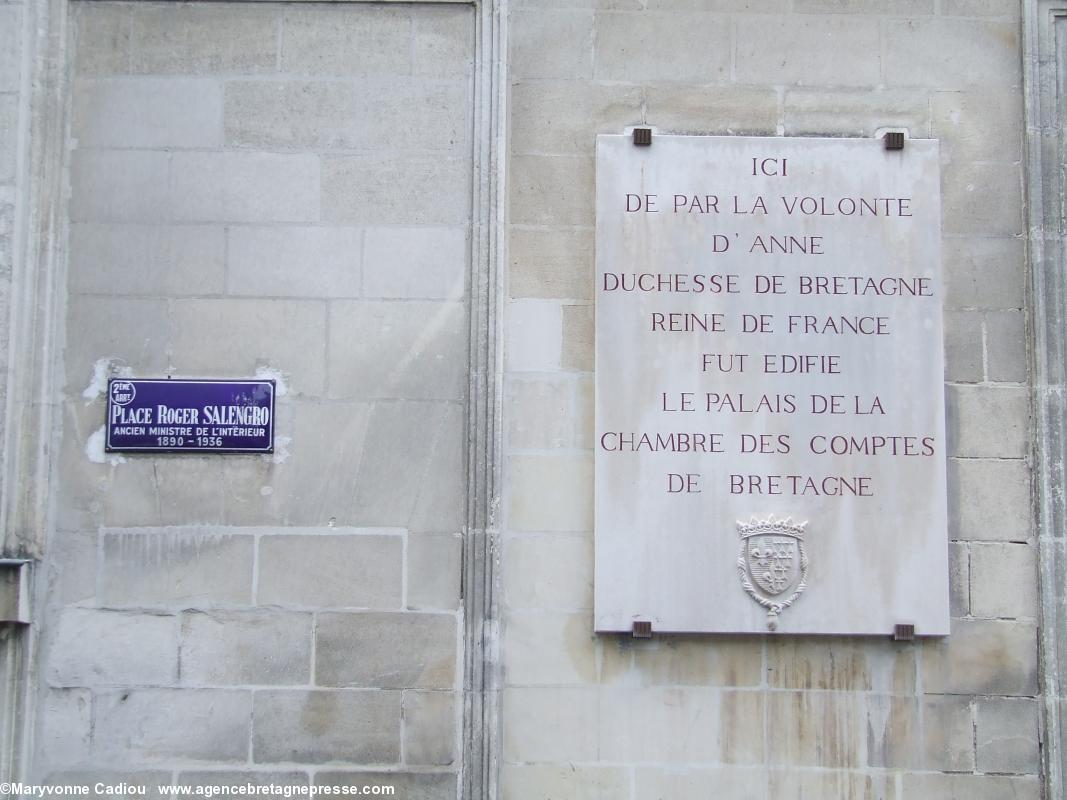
737,515,809,631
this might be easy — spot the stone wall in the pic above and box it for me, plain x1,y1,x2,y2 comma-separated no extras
0,0,1051,796
32,2,474,791
501,1,1038,797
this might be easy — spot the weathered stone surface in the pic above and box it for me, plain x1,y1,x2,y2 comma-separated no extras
767,638,915,694
504,612,597,685
784,88,930,137
171,299,326,395
941,161,1023,236
976,697,1041,774
506,377,580,450
949,541,970,618
932,91,1024,165
227,226,362,298
561,304,592,371
180,610,312,686
796,0,933,11
509,11,593,80
921,618,1038,696
595,13,730,82
315,612,457,689
644,0,790,8
253,690,400,764
506,300,562,372
129,3,277,74
900,774,1039,800
327,302,467,400
769,770,898,800
509,156,594,226
170,152,320,224
865,696,920,769
153,459,226,526
601,636,762,688
406,533,462,610
508,454,593,531
511,82,643,156
946,386,1029,458
413,6,474,78
224,81,356,149
509,227,593,301
69,150,170,223
765,691,862,768
943,309,984,383
970,543,1037,619
64,296,171,387
69,223,226,297
280,5,411,76
600,688,764,763
501,765,629,800
646,85,778,136
100,530,254,607
357,403,465,532
515,0,636,6
884,19,1021,89
0,94,16,183
366,82,469,151
73,78,223,149
225,80,466,152
257,533,402,609
50,529,98,606
942,0,1019,16
71,3,130,76
572,375,594,446
363,227,467,300
736,16,881,86
0,6,22,92
55,404,165,530
634,768,764,800
504,534,593,611
47,609,177,688
94,689,251,765
403,690,456,766
923,695,975,772
984,309,1027,383
949,457,1030,541
502,688,598,762
322,154,469,225
216,402,364,528
37,689,92,769
942,236,1024,310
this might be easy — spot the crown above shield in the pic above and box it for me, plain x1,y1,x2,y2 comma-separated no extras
737,514,807,540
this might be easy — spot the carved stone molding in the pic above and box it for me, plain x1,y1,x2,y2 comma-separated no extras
0,0,72,780
463,1,506,798
1023,3,1067,796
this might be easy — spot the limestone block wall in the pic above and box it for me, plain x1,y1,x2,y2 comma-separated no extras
501,1,1037,797
32,2,473,791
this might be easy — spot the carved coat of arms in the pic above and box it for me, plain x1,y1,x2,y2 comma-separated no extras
736,515,809,630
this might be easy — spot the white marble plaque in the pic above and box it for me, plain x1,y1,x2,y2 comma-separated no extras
595,134,949,636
